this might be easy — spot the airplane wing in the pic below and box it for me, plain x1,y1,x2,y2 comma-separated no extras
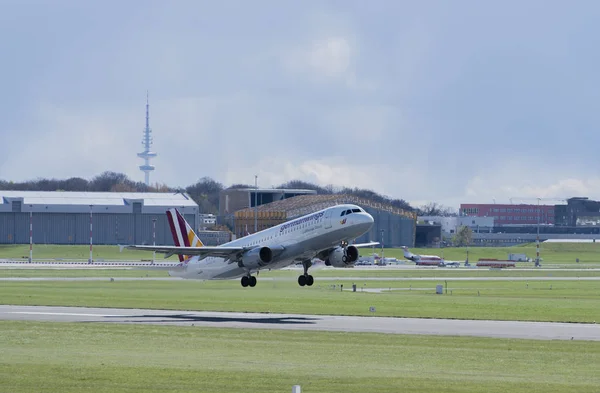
352,242,380,248
125,245,246,260
129,264,186,271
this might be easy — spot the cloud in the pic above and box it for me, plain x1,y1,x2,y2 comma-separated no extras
0,103,140,181
465,176,600,204
282,36,354,83
2,1,600,211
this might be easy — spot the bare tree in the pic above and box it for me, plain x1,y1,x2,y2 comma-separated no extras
418,202,456,216
453,226,473,247
186,177,224,214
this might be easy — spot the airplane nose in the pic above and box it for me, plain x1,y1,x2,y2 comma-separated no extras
359,212,374,226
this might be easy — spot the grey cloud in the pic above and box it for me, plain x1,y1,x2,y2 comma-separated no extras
1,1,600,208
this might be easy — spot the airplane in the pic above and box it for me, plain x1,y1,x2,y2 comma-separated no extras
126,204,378,287
401,246,446,266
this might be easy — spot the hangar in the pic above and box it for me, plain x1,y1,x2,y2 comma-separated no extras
232,194,416,247
0,191,198,246
219,188,317,216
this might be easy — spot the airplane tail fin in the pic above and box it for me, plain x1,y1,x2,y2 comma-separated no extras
401,246,414,260
166,208,204,262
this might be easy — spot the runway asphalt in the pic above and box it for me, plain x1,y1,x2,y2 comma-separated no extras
2,276,600,282
2,260,600,271
1,305,599,341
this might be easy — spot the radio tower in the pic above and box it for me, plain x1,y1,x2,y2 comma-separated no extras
138,92,157,186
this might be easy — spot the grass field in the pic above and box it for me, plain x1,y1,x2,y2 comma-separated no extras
3,266,600,279
3,244,599,393
2,242,600,263
0,244,178,261
1,321,599,393
379,242,600,264
2,273,599,323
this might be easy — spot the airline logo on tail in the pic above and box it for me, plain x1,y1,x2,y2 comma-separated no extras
166,208,204,262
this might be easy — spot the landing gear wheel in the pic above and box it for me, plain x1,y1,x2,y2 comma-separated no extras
299,259,315,287
249,276,257,287
342,255,348,263
241,276,249,287
298,274,313,287
306,275,314,286
298,275,307,287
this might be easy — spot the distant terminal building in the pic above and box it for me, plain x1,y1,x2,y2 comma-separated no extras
219,188,317,216
459,203,555,226
459,197,600,246
232,194,416,247
0,191,199,246
418,216,495,246
555,197,600,226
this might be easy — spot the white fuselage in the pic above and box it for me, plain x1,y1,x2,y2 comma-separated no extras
171,204,374,280
402,247,444,263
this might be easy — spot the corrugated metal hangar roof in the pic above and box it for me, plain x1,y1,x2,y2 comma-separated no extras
0,191,197,207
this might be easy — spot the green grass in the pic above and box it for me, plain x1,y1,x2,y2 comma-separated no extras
0,244,178,261
0,268,169,278
1,276,599,323
390,242,600,264
4,267,600,279
2,242,600,263
278,268,600,278
1,321,599,393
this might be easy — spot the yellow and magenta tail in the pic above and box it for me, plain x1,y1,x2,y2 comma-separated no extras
166,208,204,262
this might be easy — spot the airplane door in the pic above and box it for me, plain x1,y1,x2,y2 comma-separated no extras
324,209,332,229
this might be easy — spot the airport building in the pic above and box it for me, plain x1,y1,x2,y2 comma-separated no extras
219,188,317,216
459,203,555,225
199,213,217,229
554,197,600,226
417,216,495,246
0,191,199,246
458,197,600,245
231,194,416,247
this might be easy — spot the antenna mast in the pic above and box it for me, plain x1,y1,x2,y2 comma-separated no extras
137,91,157,186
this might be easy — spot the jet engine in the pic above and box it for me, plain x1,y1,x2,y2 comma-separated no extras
239,246,273,269
325,245,359,268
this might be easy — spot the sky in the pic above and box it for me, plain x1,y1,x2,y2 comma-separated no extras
1,0,600,210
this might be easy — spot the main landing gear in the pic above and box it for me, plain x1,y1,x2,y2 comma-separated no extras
241,275,257,288
298,260,314,287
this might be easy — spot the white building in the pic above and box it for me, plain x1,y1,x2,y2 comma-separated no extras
199,214,217,229
458,216,495,233
418,216,495,237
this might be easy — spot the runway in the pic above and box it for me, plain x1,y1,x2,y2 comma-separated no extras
2,276,600,282
2,260,600,271
1,305,599,341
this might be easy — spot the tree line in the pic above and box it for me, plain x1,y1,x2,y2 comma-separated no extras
0,172,434,215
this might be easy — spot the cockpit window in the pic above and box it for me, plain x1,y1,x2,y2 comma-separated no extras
341,211,346,216
346,209,352,215
352,209,360,213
